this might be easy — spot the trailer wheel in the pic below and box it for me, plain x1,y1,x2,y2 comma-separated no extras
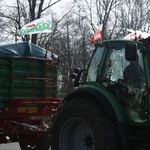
51,98,122,150
19,134,50,150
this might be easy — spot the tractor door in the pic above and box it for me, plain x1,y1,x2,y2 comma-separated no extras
100,41,148,123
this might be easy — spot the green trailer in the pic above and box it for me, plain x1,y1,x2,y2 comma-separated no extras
0,42,68,150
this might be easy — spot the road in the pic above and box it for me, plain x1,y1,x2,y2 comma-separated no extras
0,143,51,150
0,143,20,150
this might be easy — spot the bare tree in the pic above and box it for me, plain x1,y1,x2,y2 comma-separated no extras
76,0,124,39
0,0,62,44
0,0,149,92
47,10,92,91
116,0,150,38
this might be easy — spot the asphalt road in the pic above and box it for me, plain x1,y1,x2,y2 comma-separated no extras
0,143,51,150
0,143,20,150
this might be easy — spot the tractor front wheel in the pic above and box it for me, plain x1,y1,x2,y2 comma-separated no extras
51,98,122,150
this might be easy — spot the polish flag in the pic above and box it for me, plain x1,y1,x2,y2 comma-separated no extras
124,33,142,41
124,29,150,41
89,25,103,44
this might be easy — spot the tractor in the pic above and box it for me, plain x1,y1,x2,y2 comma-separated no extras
51,37,150,150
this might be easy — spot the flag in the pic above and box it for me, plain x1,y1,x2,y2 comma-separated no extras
89,25,103,44
124,29,150,41
124,32,142,41
19,15,52,36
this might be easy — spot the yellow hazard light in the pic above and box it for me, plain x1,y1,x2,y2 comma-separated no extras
17,107,37,113
5,108,9,112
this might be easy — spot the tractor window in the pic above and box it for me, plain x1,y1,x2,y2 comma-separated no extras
86,46,104,82
105,48,127,82
104,47,145,86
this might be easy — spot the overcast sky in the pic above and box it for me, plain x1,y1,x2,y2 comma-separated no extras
2,0,74,21
3,0,72,12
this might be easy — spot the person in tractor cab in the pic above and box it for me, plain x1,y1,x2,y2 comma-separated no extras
123,54,147,122
123,54,145,89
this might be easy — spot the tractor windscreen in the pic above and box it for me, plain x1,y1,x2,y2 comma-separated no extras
104,42,144,86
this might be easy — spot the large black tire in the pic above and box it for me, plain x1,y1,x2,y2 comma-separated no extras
19,134,50,150
51,98,122,150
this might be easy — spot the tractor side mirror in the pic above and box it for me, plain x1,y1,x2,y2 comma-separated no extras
73,69,87,87
70,67,80,79
125,43,137,61
71,68,86,87
74,67,80,74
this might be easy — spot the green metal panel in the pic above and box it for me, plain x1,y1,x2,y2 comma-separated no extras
0,58,58,107
82,83,126,122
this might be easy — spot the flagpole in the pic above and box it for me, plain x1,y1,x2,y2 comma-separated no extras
29,34,32,43
51,13,54,60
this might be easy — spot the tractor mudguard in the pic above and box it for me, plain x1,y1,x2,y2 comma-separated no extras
62,86,127,150
63,86,125,122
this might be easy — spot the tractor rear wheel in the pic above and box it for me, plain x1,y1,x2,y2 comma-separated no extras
51,98,122,150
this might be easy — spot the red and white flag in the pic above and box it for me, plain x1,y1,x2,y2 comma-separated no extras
89,25,103,44
124,29,150,41
124,32,142,41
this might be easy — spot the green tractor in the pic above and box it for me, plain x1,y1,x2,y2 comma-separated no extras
51,37,150,150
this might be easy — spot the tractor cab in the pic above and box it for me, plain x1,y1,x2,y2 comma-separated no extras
87,39,150,124
74,38,150,124
51,37,150,150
